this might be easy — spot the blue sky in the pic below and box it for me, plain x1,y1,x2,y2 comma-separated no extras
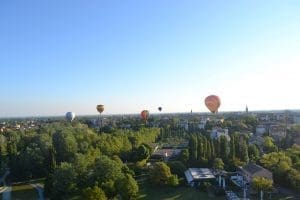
1,1,300,117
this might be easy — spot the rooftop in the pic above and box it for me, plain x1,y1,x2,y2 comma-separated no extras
186,168,215,180
241,163,270,175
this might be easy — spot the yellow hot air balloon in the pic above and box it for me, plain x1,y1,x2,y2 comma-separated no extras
96,104,104,114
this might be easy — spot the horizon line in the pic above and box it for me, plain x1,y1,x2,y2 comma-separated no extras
1,108,300,119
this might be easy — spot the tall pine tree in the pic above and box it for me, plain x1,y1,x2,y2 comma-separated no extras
220,136,229,163
230,134,235,160
189,135,198,162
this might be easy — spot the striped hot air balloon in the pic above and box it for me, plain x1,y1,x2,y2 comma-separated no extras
205,95,221,114
141,110,149,122
96,104,104,114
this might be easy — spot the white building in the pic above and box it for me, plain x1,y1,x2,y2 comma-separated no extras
211,128,230,141
185,168,215,186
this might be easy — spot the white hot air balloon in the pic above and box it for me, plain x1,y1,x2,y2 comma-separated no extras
66,112,76,122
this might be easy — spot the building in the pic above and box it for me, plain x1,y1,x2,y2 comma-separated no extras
211,128,230,141
178,120,189,131
238,163,273,183
185,168,215,186
198,123,206,129
269,125,286,142
249,136,264,149
151,148,182,161
255,125,267,136
293,114,300,124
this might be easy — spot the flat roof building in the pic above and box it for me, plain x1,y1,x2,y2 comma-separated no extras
185,168,215,186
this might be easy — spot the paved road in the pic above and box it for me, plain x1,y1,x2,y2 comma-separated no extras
31,183,45,200
0,170,11,200
2,186,12,200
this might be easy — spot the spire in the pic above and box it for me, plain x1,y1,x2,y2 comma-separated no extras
246,105,248,113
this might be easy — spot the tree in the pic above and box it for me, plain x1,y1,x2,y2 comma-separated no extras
18,144,45,179
115,174,139,200
83,186,107,200
179,149,189,165
52,130,78,163
240,140,249,164
0,134,7,170
133,144,150,162
220,136,229,162
252,176,273,200
149,162,172,186
51,162,78,199
206,138,212,161
248,144,260,162
47,147,57,173
167,161,186,177
263,136,278,153
213,138,220,158
230,134,236,160
189,135,198,162
202,136,208,159
92,155,124,198
260,152,292,171
213,158,224,170
167,175,179,187
286,168,300,191
210,140,215,159
197,135,203,160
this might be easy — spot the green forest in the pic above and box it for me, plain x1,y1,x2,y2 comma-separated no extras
0,116,300,199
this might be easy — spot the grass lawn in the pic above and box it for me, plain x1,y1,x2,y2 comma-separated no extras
11,184,38,200
249,193,296,200
138,185,225,200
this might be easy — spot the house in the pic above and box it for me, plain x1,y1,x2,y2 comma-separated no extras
293,114,300,124
150,148,181,161
198,123,206,129
269,125,286,142
178,120,189,131
249,136,264,150
211,128,230,141
256,125,267,136
185,168,215,186
238,163,273,183
198,118,207,129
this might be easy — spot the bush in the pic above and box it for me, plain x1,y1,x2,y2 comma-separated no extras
167,161,186,177
199,181,211,192
167,175,179,187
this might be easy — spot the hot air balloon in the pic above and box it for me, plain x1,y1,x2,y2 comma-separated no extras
158,107,162,112
66,112,75,122
205,95,221,114
96,104,104,132
96,104,104,114
141,110,149,122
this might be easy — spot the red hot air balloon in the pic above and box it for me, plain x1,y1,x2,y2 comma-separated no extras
141,110,149,122
205,95,221,114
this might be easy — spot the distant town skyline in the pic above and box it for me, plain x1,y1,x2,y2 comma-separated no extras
1,1,300,117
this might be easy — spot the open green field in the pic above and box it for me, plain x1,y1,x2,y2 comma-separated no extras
138,185,225,200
